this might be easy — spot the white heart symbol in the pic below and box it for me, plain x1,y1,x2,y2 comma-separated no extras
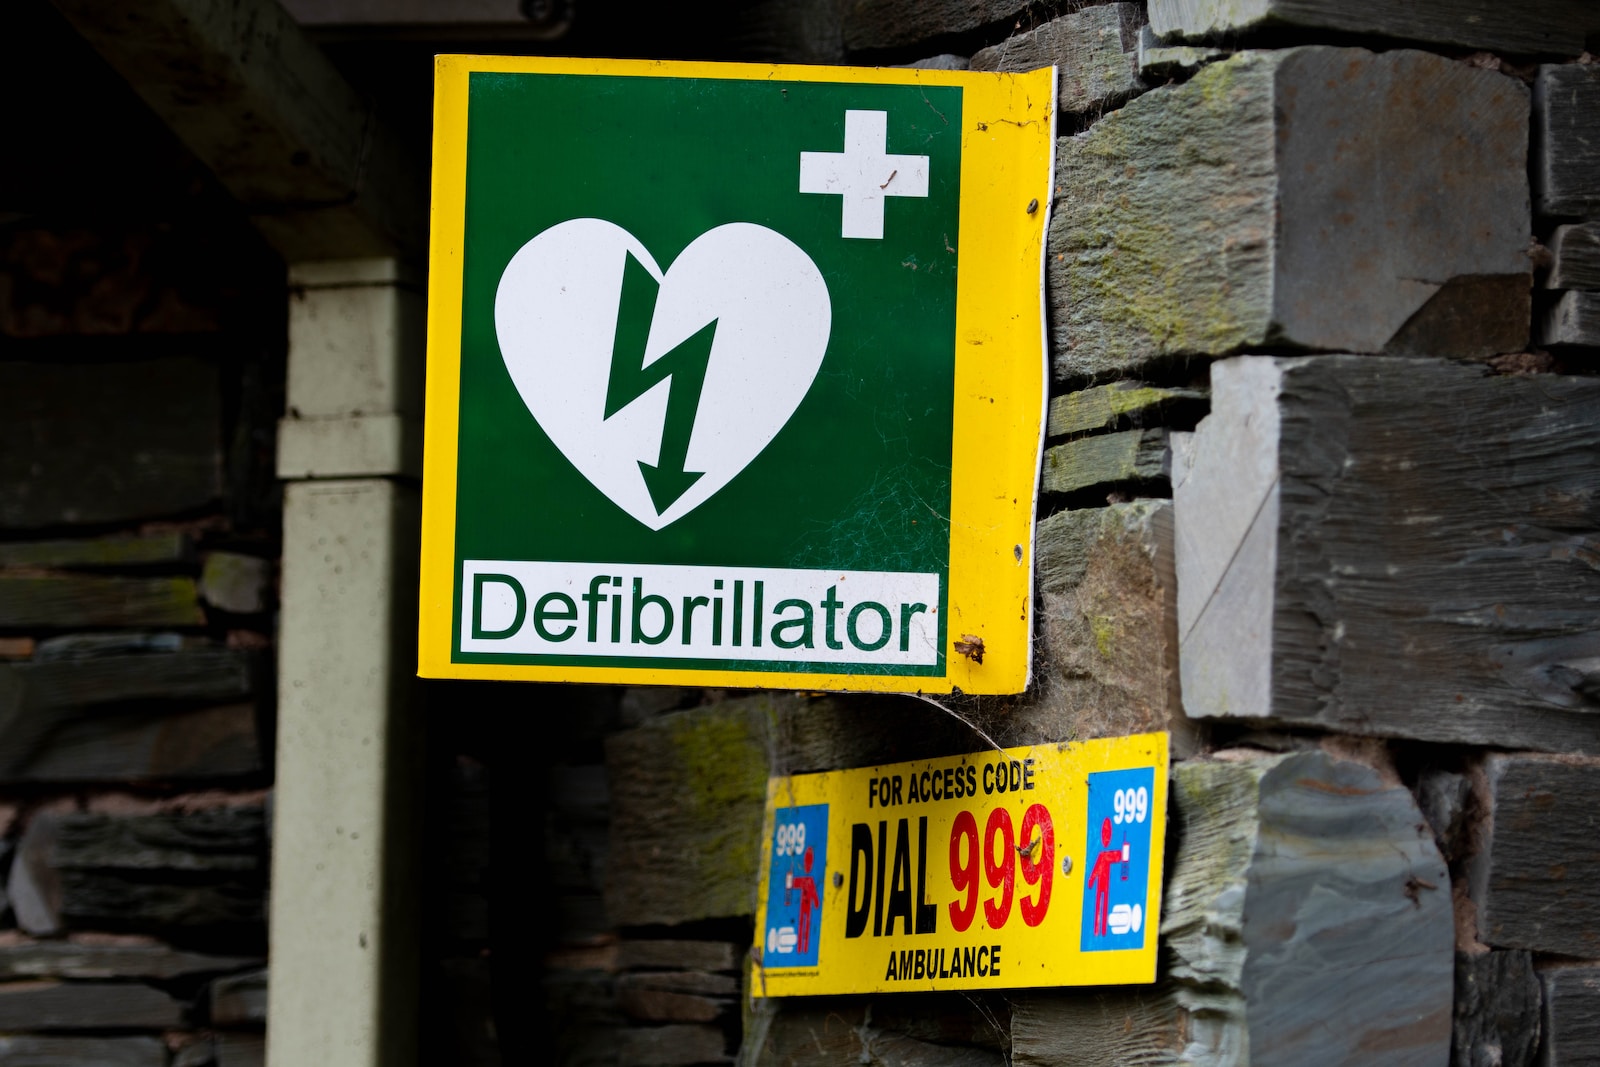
494,218,831,530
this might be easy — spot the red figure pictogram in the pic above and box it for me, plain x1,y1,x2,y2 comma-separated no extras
1085,817,1130,937
785,847,822,953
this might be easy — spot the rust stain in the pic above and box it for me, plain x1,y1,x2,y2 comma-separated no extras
954,634,985,664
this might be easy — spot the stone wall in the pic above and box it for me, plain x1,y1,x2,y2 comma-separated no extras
0,15,286,1054
438,4,1600,1066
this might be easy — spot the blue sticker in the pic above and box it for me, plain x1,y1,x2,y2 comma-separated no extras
764,803,829,968
1081,767,1155,953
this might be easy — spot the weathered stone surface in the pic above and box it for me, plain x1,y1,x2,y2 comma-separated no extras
0,1035,167,1067
1539,963,1600,1066
605,694,981,926
1535,64,1600,219
1017,749,1454,1066
0,936,261,980
10,807,269,938
1042,428,1168,494
0,357,222,530
1548,223,1600,291
210,966,267,1024
1137,24,1226,78
843,0,1029,52
199,553,271,615
1542,291,1600,348
616,1024,729,1066
0,980,185,1030
1453,950,1540,1067
1049,49,1530,379
617,939,740,974
1046,381,1206,439
0,226,238,339
0,651,260,783
970,4,1144,116
0,533,191,570
1175,356,1600,750
998,502,1193,753
1150,0,1595,56
747,995,1006,1066
1471,756,1600,958
0,574,204,629
728,0,846,65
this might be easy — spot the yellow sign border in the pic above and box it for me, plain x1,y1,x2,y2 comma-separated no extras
419,56,1055,693
753,734,1169,997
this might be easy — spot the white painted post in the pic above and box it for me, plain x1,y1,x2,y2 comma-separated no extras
267,259,424,1067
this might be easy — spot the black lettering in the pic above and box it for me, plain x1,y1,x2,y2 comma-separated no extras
899,950,912,979
977,946,990,976
873,821,888,937
885,952,898,980
966,766,978,797
868,777,877,808
942,767,954,800
906,773,920,804
939,948,950,979
915,816,938,935
878,777,892,808
919,770,931,802
983,763,994,794
885,818,913,936
846,823,873,939
1024,757,1035,790
913,949,925,979
1009,760,1023,791
961,945,975,977
990,945,1001,976
892,775,903,805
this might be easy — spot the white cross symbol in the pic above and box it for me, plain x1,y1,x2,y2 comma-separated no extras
799,110,930,240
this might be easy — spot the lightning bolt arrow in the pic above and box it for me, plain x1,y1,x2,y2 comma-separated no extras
604,252,718,514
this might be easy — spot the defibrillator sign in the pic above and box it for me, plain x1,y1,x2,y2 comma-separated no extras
419,56,1055,693
754,734,1169,996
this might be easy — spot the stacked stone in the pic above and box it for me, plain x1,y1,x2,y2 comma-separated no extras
578,3,1600,1067
0,187,281,1062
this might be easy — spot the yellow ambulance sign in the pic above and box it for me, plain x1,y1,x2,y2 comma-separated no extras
753,733,1168,995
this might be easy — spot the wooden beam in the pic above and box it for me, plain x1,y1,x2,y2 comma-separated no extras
1174,356,1600,750
50,0,425,260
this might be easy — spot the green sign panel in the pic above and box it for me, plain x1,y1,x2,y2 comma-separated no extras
420,56,1054,694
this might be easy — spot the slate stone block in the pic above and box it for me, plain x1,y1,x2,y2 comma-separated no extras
970,5,1145,116
1150,0,1595,57
1050,49,1531,379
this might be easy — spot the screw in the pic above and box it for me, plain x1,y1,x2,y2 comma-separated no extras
1026,198,1039,214
1061,855,1073,875
833,871,844,888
